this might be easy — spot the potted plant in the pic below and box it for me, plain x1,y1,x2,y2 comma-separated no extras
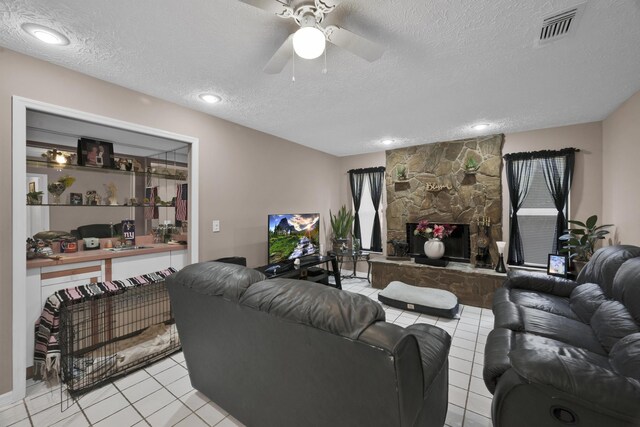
464,157,480,174
396,165,408,181
330,205,353,252
27,190,44,205
559,215,613,273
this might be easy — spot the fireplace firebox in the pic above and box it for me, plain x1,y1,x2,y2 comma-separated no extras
406,222,471,263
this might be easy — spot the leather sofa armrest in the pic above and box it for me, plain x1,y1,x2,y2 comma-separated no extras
492,297,523,331
509,349,640,420
505,270,578,297
483,328,515,394
405,324,451,391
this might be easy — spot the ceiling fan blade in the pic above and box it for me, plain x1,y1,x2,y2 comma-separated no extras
263,34,294,74
315,0,342,14
237,0,291,17
324,25,384,62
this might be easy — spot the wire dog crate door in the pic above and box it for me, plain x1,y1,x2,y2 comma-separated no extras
59,280,180,399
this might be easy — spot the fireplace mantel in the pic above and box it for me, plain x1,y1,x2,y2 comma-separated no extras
370,258,506,309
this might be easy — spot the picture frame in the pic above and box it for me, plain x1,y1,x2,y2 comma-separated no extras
28,182,36,193
69,192,83,206
547,253,569,278
77,138,114,168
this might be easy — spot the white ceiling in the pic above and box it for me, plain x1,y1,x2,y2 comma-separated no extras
2,0,640,156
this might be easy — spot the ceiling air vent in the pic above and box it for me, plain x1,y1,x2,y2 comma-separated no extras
537,3,585,46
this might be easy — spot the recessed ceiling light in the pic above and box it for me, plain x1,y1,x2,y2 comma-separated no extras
382,139,394,145
471,123,490,131
21,23,69,46
199,94,222,104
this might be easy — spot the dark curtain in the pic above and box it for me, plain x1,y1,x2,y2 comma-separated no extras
540,150,576,253
348,166,385,252
348,170,365,242
504,157,534,265
367,168,385,252
504,148,578,265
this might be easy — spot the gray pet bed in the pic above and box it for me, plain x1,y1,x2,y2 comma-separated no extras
378,281,459,318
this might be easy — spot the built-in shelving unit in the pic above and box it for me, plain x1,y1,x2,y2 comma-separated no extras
27,159,187,181
27,204,175,207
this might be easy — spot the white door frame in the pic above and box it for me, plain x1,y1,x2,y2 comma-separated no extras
11,96,200,403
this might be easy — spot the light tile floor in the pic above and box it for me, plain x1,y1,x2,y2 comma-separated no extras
0,277,494,427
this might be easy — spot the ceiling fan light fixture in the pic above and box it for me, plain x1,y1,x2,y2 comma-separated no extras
382,139,394,145
21,23,69,46
293,27,326,59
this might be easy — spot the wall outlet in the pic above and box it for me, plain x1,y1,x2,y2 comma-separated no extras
212,220,220,233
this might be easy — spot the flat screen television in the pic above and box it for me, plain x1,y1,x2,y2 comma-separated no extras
268,213,320,265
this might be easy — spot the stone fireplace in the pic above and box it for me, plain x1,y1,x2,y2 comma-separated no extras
386,135,504,266
406,222,471,262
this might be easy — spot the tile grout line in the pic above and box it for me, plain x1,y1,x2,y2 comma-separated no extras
112,374,156,426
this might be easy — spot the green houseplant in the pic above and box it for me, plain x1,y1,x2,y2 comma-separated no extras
464,157,480,173
330,205,353,251
396,165,407,181
559,215,613,272
27,190,44,205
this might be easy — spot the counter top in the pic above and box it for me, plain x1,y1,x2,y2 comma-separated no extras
27,243,187,269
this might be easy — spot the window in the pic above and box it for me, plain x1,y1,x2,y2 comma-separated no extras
517,162,566,266
505,148,576,266
349,167,385,252
355,179,379,251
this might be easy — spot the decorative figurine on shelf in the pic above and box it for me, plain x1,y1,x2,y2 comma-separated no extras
387,239,410,259
26,238,56,260
105,182,118,205
475,216,492,268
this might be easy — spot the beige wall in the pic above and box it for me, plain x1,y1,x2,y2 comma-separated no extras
0,48,341,395
501,122,604,243
603,90,640,245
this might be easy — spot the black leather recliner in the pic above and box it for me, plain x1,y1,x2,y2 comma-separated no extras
167,262,452,427
484,245,640,427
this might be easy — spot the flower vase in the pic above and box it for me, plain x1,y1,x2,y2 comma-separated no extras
48,182,66,205
424,238,445,259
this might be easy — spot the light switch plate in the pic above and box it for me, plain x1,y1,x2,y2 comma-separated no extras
212,220,220,232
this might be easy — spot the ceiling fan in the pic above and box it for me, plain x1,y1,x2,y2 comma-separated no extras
238,0,385,73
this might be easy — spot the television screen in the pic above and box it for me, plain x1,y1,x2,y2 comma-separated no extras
268,213,320,265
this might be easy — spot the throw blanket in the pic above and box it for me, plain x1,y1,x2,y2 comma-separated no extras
34,267,177,380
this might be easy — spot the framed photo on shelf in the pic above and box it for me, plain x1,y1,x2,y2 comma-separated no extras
547,254,569,278
69,192,83,206
77,138,114,168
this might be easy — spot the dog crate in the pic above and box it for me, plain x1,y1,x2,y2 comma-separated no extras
58,280,180,397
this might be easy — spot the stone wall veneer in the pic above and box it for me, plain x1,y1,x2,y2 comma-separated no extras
386,135,504,266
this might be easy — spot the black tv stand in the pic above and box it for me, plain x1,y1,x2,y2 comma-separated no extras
256,255,341,289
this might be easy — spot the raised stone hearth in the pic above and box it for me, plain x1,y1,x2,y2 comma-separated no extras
371,259,506,309
386,135,503,266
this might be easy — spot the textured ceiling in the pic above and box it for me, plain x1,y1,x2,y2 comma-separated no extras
1,0,640,156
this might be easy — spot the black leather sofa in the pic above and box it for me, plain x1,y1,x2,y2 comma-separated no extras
167,262,451,427
484,245,640,427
